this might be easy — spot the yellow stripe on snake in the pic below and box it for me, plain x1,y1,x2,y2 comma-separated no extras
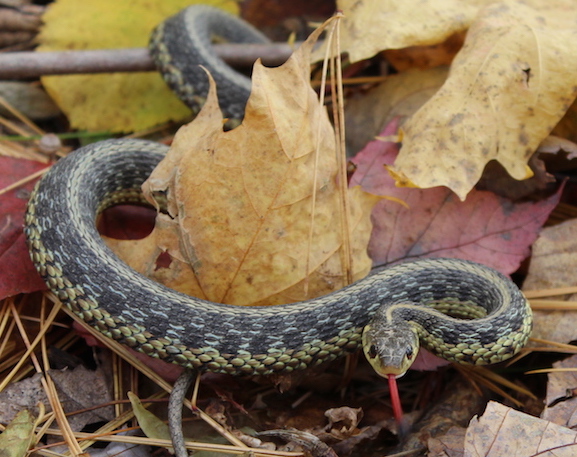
24,6,532,382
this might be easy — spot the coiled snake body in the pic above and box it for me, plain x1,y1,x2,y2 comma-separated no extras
24,6,532,379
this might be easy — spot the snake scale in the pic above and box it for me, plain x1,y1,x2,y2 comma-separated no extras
24,6,532,380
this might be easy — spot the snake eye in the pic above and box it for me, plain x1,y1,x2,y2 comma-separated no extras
368,344,378,359
405,348,414,360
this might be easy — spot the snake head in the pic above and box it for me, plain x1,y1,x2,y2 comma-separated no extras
362,318,419,378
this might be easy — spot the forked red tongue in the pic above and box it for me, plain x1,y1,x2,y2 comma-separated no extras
388,374,403,425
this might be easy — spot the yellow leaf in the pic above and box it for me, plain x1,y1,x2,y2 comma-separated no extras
314,0,493,63
316,0,577,64
133,18,378,306
38,0,238,132
390,1,577,200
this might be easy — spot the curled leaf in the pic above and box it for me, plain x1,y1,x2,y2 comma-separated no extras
391,2,577,199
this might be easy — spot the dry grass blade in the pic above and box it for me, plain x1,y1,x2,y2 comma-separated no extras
313,12,350,288
34,428,303,456
41,374,84,454
524,286,577,299
7,296,83,453
0,94,45,136
454,364,536,407
525,338,577,356
529,300,577,310
1,289,280,454
525,367,577,375
331,12,353,286
0,167,49,196
0,296,62,392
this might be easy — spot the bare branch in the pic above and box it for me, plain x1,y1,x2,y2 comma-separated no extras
0,42,300,79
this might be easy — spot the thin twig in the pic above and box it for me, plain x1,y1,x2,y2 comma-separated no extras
34,428,303,456
0,167,49,196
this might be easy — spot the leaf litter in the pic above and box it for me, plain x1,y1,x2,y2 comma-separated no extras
2,0,577,455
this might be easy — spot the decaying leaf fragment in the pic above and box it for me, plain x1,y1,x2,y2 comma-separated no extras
522,220,577,344
129,18,378,306
542,355,577,428
391,2,577,200
465,401,577,456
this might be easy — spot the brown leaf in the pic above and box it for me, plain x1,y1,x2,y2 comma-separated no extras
523,219,577,344
0,373,45,425
125,19,378,306
0,366,113,434
325,406,363,440
383,31,466,71
542,355,577,428
399,378,484,455
538,135,577,158
465,401,577,456
475,155,556,201
49,366,114,431
427,426,466,457
345,67,448,154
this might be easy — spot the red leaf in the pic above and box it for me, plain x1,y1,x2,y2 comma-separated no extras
98,205,156,240
0,157,49,299
351,119,561,275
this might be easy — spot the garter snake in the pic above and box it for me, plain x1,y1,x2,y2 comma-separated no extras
24,6,532,380
149,4,269,122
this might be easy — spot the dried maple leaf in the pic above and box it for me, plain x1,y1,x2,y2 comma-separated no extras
318,0,576,64
112,18,378,306
391,1,577,199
